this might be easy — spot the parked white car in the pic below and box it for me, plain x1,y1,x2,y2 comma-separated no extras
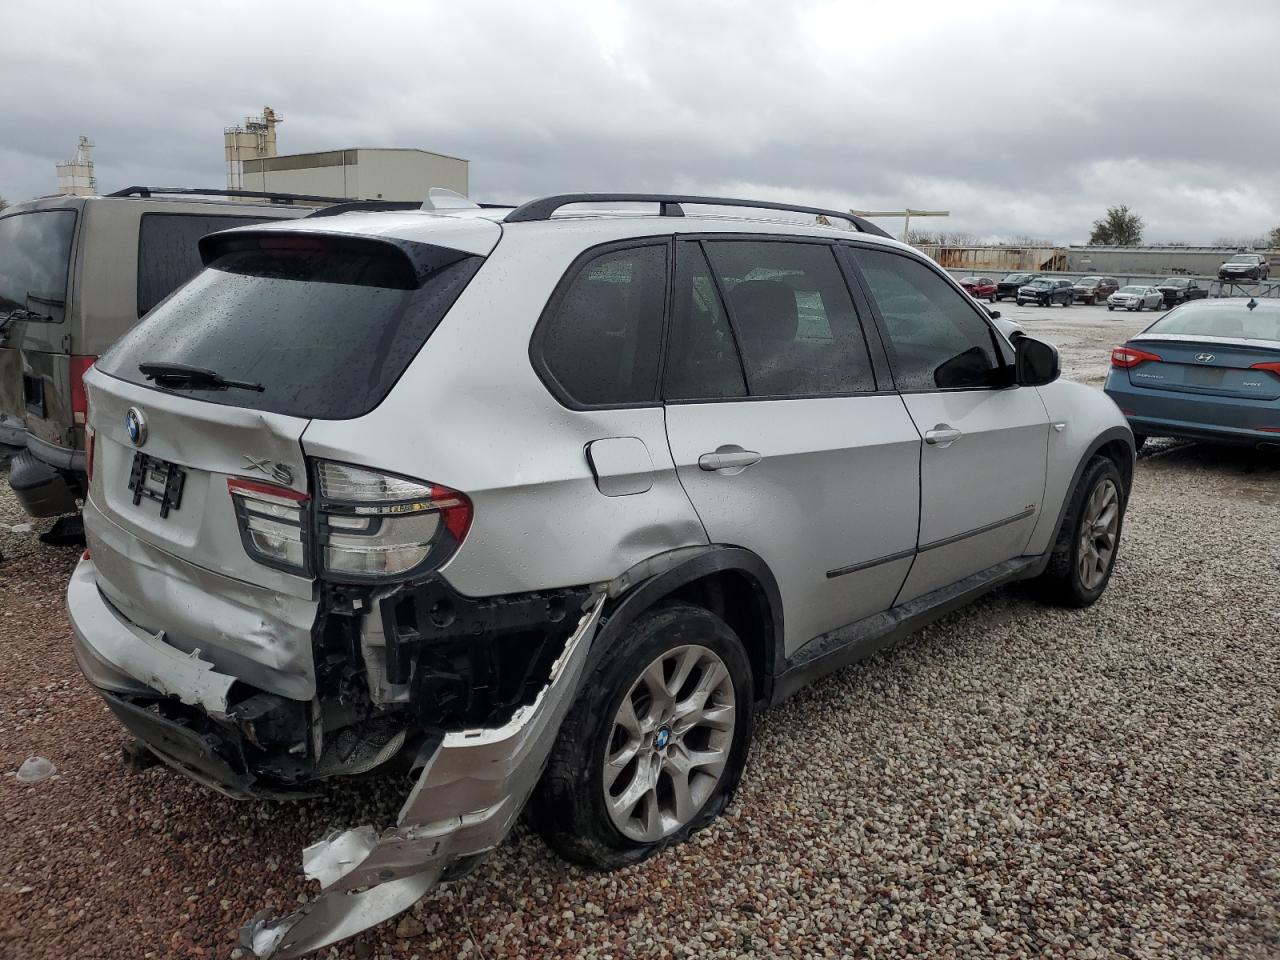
1108,285,1164,312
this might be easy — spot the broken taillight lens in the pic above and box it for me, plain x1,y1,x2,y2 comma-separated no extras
227,477,312,574
314,460,472,582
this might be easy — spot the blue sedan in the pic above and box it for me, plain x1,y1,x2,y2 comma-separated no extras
1104,298,1280,449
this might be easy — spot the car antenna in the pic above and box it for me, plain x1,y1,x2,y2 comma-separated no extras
1247,297,1258,311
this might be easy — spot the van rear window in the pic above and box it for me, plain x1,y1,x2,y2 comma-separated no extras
100,239,483,420
0,210,76,322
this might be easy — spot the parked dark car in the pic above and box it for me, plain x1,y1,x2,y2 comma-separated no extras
1156,277,1209,307
1072,276,1119,304
959,276,997,302
1017,277,1074,307
1105,298,1280,449
995,272,1038,301
1218,253,1269,282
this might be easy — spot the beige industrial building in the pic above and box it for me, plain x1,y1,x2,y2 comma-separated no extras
238,148,469,201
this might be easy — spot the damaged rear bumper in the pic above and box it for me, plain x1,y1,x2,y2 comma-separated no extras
243,591,606,958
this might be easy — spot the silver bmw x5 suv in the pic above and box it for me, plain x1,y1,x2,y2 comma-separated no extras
69,192,1135,956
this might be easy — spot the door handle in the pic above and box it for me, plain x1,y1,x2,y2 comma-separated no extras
924,425,962,447
698,446,762,473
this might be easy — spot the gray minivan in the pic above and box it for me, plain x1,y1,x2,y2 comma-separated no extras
1,189,329,521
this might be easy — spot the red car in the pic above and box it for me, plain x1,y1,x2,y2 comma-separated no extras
959,276,997,302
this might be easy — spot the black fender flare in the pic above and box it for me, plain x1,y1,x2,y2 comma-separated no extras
588,546,785,703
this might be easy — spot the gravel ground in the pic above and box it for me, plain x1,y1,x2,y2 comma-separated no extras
2,317,1278,959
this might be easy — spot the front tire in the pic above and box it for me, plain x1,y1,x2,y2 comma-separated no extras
531,603,755,870
1016,298,1025,306
1031,456,1126,608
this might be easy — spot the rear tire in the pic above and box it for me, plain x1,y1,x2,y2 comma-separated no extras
531,603,755,870
1031,456,1126,608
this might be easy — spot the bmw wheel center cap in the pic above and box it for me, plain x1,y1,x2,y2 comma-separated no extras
125,407,148,447
654,726,671,749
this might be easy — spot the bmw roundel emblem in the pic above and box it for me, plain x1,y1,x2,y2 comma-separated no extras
125,407,148,447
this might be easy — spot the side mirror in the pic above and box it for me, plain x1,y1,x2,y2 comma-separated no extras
1015,335,1059,386
985,307,1002,320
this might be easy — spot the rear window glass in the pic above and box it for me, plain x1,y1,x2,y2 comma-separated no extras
136,213,274,316
536,244,667,406
100,240,482,419
1145,304,1280,342
0,210,76,322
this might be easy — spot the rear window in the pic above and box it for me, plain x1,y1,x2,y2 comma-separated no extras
136,213,274,316
0,210,77,322
100,238,483,419
1145,304,1280,342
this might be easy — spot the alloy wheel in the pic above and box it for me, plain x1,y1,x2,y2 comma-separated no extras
602,644,736,842
1078,477,1119,590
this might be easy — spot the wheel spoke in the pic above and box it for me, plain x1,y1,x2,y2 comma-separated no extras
614,695,645,738
639,660,674,716
664,760,696,825
604,738,641,791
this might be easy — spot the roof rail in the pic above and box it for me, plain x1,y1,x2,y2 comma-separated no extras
107,186,350,205
306,200,423,218
503,193,892,238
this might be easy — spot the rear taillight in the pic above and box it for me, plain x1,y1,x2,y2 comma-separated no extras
1111,346,1162,369
69,355,97,427
227,462,472,581
1249,361,1280,376
315,461,472,581
228,477,312,574
86,428,95,483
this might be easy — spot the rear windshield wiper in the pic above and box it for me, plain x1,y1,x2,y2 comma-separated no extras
139,361,265,393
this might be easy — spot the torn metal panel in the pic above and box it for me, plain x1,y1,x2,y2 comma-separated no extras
245,592,607,959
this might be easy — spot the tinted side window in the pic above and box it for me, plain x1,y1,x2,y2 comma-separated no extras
853,247,1003,391
137,214,272,316
664,242,747,401
539,244,666,406
702,240,875,398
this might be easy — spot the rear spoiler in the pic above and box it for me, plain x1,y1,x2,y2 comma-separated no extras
197,230,479,288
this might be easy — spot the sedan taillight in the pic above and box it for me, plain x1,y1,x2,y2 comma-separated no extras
1249,361,1280,376
1111,346,1163,369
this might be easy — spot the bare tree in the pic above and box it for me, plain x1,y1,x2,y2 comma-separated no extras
1270,226,1280,249
906,229,978,246
0,197,9,213
1214,234,1269,249
1089,206,1144,245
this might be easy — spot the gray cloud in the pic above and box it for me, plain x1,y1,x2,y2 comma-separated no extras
2,0,1278,242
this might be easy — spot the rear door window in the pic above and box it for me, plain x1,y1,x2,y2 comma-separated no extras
701,240,875,397
136,213,274,316
535,243,668,406
664,242,747,400
852,246,1004,391
100,236,483,419
0,210,77,323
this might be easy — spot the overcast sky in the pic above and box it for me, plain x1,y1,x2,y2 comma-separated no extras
3,0,1278,243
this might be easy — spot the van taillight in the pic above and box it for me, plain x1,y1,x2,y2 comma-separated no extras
70,355,97,427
